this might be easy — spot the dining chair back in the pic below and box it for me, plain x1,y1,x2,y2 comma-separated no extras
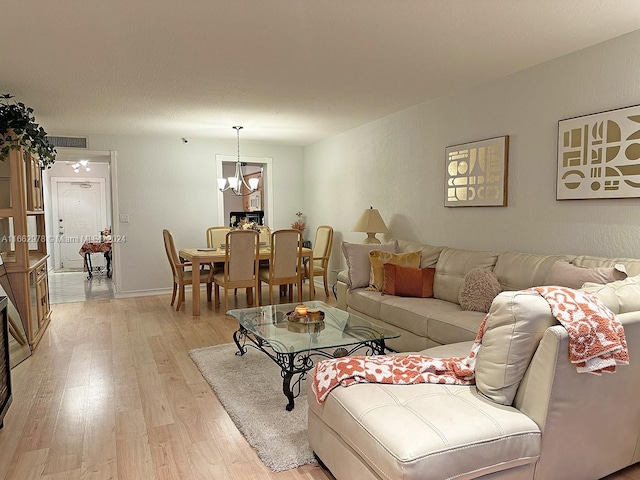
163,229,213,310
206,226,231,273
213,229,260,312
206,226,231,248
305,225,334,296
258,229,302,305
258,225,271,247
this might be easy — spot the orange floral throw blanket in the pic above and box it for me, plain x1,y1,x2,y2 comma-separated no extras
312,286,629,404
532,286,629,373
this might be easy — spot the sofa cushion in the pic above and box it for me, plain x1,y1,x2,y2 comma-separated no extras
475,290,558,405
379,296,462,339
382,264,435,298
347,289,385,320
427,310,486,345
493,252,572,291
543,260,627,289
459,268,502,312
341,241,397,289
309,380,541,480
368,250,420,291
582,274,640,314
433,247,499,304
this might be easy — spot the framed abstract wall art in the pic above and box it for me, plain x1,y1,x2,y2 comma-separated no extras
445,135,509,207
557,104,640,200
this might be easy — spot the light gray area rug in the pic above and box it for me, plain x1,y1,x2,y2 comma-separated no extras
189,343,316,472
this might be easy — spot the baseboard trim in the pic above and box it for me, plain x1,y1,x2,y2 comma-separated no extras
114,288,172,299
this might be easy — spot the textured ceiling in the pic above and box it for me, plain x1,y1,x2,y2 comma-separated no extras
2,1,640,146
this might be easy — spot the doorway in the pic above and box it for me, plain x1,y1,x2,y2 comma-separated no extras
43,149,117,303
215,155,273,227
50,178,107,270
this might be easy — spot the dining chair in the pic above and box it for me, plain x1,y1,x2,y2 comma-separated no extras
304,225,334,297
163,229,213,311
258,229,302,305
206,226,232,249
258,225,271,247
213,230,260,312
206,225,232,274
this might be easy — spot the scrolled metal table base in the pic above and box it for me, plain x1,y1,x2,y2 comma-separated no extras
232,325,387,411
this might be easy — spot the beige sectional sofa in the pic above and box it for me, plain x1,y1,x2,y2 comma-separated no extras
307,240,640,479
335,239,640,352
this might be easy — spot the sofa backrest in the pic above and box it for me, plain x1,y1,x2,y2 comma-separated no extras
493,252,573,292
572,255,640,276
433,247,499,303
513,312,640,479
475,290,557,405
394,239,444,268
582,274,640,314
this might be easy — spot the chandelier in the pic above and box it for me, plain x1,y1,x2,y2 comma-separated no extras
217,126,259,195
67,159,91,173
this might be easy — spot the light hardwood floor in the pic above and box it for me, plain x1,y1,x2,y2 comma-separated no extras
0,287,638,480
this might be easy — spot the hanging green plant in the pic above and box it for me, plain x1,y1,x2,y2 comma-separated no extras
0,93,56,168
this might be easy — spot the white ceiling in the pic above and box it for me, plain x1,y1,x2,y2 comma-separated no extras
2,1,640,146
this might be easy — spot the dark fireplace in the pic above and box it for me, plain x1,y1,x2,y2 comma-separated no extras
0,296,11,428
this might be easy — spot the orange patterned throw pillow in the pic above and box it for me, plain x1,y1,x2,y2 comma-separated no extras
383,264,436,298
368,250,421,291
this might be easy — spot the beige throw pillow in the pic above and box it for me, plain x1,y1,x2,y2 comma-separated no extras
544,261,627,289
368,250,421,291
341,241,398,289
458,268,502,313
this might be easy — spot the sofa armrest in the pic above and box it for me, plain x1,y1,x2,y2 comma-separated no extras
335,269,350,310
514,311,640,478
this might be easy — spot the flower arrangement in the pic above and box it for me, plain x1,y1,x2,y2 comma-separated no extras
291,211,305,233
236,218,261,231
0,93,57,168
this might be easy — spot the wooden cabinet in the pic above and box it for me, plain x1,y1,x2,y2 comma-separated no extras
0,146,51,349
33,264,50,336
25,152,44,211
242,171,263,211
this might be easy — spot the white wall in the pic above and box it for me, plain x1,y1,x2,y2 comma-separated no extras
305,29,640,274
73,134,304,295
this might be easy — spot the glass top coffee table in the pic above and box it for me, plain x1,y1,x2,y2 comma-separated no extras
228,301,400,411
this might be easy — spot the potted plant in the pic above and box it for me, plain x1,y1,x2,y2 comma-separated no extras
0,93,56,168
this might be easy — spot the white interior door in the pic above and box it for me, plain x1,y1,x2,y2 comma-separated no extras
52,179,107,270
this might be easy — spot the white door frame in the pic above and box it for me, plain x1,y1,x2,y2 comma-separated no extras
215,155,273,226
44,149,119,294
50,177,107,270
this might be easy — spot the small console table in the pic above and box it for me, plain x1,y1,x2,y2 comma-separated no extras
79,241,112,279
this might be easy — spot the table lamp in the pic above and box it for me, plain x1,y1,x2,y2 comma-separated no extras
352,206,389,244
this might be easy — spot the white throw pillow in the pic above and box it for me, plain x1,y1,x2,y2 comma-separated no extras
341,241,397,289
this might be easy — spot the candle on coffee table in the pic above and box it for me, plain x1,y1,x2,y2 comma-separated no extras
294,304,308,316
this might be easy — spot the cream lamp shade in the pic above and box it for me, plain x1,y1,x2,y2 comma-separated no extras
352,206,389,244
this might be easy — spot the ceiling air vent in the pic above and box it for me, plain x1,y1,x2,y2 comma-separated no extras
46,136,88,149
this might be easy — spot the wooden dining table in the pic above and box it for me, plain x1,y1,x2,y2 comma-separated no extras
178,246,314,316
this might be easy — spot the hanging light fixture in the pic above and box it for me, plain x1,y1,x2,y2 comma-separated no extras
68,159,91,173
217,126,260,195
